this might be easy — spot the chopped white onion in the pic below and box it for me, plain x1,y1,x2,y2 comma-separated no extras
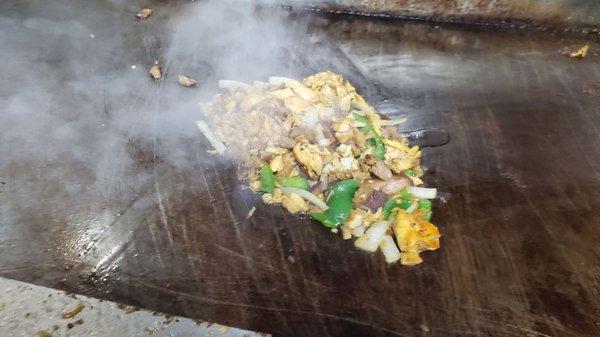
280,187,329,211
352,225,366,237
315,123,325,140
268,76,295,89
321,164,331,190
379,117,408,126
218,80,250,91
406,186,437,199
322,107,335,118
320,173,328,190
340,157,354,170
304,110,319,129
379,235,401,263
354,220,390,252
195,120,226,154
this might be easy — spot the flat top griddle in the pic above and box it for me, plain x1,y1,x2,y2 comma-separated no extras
1,1,599,336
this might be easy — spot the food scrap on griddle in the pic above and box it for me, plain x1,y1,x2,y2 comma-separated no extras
198,71,441,265
149,60,162,80
569,45,589,58
178,74,197,87
136,8,153,20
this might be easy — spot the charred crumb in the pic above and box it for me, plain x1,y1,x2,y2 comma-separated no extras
66,318,84,329
149,60,162,80
136,8,152,20
178,74,197,87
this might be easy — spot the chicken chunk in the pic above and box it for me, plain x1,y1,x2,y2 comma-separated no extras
281,193,309,213
293,141,323,179
393,210,441,265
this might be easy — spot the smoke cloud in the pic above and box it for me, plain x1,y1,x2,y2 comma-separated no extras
0,0,320,195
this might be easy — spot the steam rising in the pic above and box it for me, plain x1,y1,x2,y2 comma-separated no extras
0,0,317,198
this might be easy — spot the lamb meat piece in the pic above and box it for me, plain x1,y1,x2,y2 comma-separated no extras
364,154,393,181
362,189,388,212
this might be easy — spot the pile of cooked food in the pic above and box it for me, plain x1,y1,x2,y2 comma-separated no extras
198,71,441,265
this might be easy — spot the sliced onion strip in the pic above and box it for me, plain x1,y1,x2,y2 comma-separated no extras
195,120,226,154
406,186,437,199
280,187,329,211
379,235,401,263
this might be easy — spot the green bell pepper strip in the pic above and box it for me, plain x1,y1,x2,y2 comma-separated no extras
352,112,370,127
372,136,385,160
383,198,413,220
353,112,385,160
278,176,309,191
260,165,275,193
418,199,432,211
405,168,415,176
398,190,414,201
311,180,360,228
418,199,432,221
